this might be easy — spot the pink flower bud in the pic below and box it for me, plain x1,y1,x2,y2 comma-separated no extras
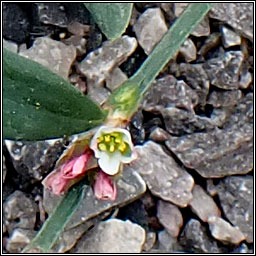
42,171,69,195
42,150,92,195
61,151,92,179
93,171,117,201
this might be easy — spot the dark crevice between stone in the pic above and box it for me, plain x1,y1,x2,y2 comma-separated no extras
119,44,147,78
3,145,19,201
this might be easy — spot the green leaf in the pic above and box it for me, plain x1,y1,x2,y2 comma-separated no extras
3,48,107,141
22,180,86,253
84,3,133,40
106,3,213,120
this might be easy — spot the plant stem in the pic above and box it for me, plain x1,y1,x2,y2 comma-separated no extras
105,3,213,123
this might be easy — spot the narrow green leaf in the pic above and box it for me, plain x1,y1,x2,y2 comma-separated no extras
84,3,133,40
3,48,107,141
106,3,213,120
22,181,86,253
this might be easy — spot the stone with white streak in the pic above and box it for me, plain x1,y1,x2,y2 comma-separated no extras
72,219,146,253
189,185,220,222
130,141,194,207
19,37,76,79
208,216,245,244
78,36,137,84
134,8,168,55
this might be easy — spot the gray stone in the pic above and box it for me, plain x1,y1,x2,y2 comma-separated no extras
72,219,146,253
209,108,230,127
191,16,210,37
68,74,87,93
3,39,18,53
3,154,7,183
4,139,64,185
207,90,242,108
216,176,253,243
143,75,213,135
208,216,245,244
78,36,137,84
43,168,146,229
239,69,252,89
134,8,168,55
157,229,181,252
189,185,220,222
179,219,223,253
130,141,194,207
231,243,254,254
20,37,76,79
173,3,189,17
106,67,128,91
157,200,183,237
206,179,218,196
209,3,253,41
142,231,156,252
6,228,37,253
160,3,175,23
203,51,244,90
62,35,87,57
3,191,37,234
166,93,253,178
179,39,197,62
87,81,111,106
221,26,241,48
67,21,90,36
149,127,169,142
36,3,68,27
143,76,198,113
51,211,111,253
179,64,210,106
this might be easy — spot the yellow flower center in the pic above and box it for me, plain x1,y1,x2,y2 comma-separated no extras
97,132,129,154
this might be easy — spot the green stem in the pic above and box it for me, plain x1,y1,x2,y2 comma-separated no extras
22,181,86,253
106,3,213,122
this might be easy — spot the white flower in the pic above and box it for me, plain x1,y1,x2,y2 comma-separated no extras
90,126,136,175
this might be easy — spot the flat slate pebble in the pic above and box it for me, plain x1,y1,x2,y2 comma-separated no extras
157,200,183,237
78,36,137,84
216,176,253,243
19,37,76,79
166,93,253,178
179,219,224,253
134,8,167,55
4,139,64,185
203,51,244,90
189,185,220,222
209,3,253,41
130,141,194,207
72,219,146,253
208,216,245,244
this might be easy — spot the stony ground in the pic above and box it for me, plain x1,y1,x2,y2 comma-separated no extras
3,3,254,253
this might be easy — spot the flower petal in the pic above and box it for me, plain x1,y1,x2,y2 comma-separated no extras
98,152,121,175
43,171,68,195
94,171,117,201
72,154,89,176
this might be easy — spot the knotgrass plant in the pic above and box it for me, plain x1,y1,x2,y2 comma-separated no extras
3,3,212,252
